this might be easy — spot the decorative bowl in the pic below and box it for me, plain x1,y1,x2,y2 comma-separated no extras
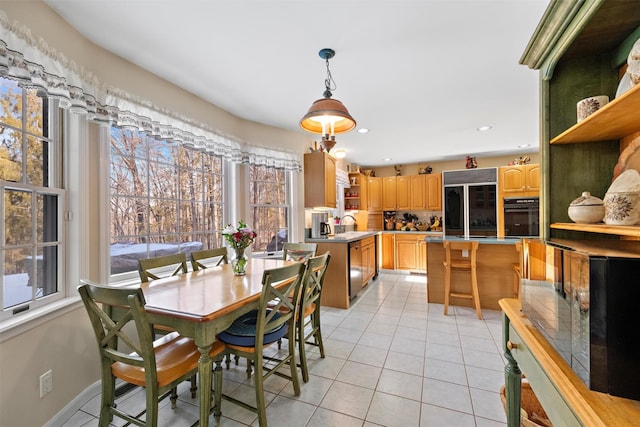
568,191,605,223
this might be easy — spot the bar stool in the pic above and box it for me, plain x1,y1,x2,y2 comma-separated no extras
443,240,482,319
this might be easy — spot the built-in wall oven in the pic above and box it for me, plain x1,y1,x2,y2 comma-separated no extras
503,196,539,237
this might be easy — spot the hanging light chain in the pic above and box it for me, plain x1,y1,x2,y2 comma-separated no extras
323,56,337,98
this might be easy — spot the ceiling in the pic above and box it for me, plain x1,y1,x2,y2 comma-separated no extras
45,0,550,167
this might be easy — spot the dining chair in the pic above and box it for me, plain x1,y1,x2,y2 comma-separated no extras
443,240,482,319
190,247,228,271
78,279,226,427
217,262,307,427
297,252,331,382
282,242,317,261
137,253,189,282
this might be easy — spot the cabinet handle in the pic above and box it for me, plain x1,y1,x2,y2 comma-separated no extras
507,341,518,351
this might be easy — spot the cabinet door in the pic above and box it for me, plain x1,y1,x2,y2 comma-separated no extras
418,240,427,272
380,233,395,269
396,176,411,210
382,176,397,210
367,177,383,212
426,173,442,210
500,166,526,193
304,152,336,208
411,175,426,209
526,164,540,191
396,236,418,270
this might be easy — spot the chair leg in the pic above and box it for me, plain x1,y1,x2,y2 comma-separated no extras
170,386,178,409
471,268,483,320
313,311,325,358
298,323,310,383
190,374,197,398
443,266,451,316
146,385,159,426
253,357,268,427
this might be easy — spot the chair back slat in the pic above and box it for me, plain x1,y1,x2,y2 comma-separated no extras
78,280,157,376
282,243,317,261
190,248,228,271
138,253,188,282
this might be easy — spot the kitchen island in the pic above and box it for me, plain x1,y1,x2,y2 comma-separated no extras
306,231,379,308
425,236,520,310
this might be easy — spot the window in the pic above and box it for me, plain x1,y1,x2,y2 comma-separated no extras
109,127,224,276
1,77,64,318
249,165,289,253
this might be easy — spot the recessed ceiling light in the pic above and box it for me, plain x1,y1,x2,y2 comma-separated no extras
357,128,369,134
383,157,392,162
333,149,347,158
477,125,492,131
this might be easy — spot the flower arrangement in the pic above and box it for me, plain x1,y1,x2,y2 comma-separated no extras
222,220,257,250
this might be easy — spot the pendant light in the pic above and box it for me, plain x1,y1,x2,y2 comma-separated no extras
300,48,356,151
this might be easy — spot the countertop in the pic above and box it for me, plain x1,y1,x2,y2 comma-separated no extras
424,235,521,245
305,231,379,243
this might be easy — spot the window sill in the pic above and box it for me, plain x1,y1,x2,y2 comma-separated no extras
0,297,82,343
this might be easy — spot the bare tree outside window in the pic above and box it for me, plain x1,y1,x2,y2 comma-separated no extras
110,127,224,274
249,164,289,253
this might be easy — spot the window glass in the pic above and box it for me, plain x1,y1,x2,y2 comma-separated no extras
1,77,62,316
249,165,289,253
109,127,224,275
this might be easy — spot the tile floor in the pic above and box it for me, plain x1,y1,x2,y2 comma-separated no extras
61,272,508,427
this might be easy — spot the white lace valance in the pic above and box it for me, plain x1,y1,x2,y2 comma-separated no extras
0,13,301,171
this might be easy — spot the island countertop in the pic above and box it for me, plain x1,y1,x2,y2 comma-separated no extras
305,231,379,244
424,235,521,245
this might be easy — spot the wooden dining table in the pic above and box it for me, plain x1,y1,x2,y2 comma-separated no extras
138,257,293,427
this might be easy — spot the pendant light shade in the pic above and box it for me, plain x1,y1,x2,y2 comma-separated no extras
300,48,356,136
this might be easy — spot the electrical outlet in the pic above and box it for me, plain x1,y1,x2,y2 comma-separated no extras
462,249,469,257
40,370,53,398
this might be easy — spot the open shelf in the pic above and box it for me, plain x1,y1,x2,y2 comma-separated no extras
551,222,640,237
550,83,640,144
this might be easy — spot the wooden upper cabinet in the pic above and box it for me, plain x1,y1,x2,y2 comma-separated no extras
304,152,336,208
410,175,426,209
396,176,410,210
382,176,397,210
426,173,442,210
367,176,383,212
499,164,539,195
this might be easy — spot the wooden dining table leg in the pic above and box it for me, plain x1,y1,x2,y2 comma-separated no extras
197,346,213,427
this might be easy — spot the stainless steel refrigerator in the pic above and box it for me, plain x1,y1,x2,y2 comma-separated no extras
443,168,498,238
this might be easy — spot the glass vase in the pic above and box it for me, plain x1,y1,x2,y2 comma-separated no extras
232,248,248,275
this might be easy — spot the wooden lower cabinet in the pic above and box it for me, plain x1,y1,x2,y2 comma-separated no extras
395,234,427,272
380,233,395,269
361,236,376,284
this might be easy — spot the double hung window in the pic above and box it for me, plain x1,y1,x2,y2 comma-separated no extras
1,77,64,318
249,165,290,254
109,127,224,276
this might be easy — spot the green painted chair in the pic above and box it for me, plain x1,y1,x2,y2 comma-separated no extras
217,262,307,426
297,252,331,382
282,242,317,261
78,279,226,427
137,253,189,282
190,247,228,271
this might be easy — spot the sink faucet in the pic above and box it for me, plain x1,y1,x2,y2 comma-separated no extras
342,215,357,229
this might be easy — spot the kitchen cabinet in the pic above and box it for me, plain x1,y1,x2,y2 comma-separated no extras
410,175,426,209
382,176,397,210
345,172,367,211
380,233,395,269
304,151,336,208
367,176,383,212
425,173,442,210
499,164,540,195
361,236,376,284
395,233,427,272
396,176,410,210
520,1,640,240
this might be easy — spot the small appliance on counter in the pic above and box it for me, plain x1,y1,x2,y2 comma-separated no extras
311,212,330,238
